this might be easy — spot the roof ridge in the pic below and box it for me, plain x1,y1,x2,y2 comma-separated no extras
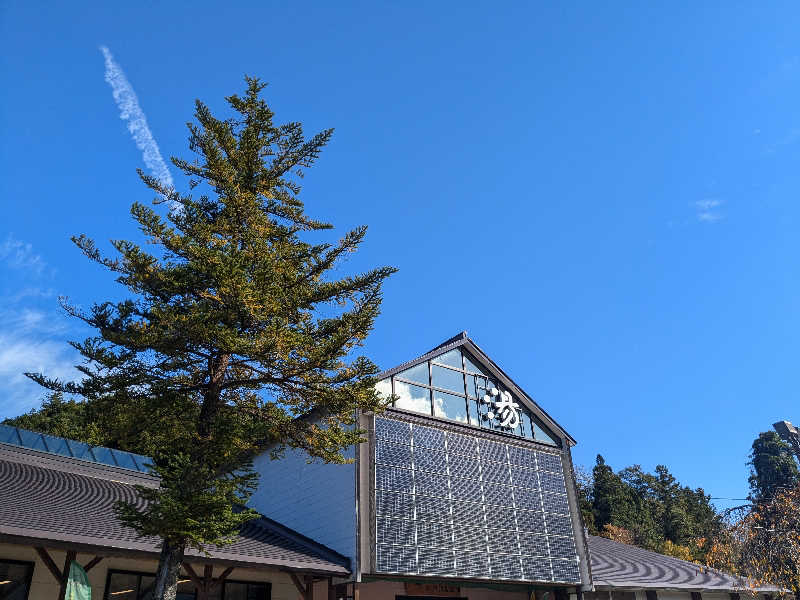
252,514,351,569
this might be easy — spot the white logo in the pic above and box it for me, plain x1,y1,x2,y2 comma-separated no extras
481,387,520,429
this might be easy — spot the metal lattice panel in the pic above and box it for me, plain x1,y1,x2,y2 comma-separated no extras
418,548,456,574
376,517,416,546
373,415,581,583
376,544,417,573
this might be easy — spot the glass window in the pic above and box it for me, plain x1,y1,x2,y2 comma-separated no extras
223,581,271,600
0,560,34,600
532,419,558,446
433,389,469,423
395,363,429,385
519,408,534,439
431,349,463,369
462,352,486,375
105,571,196,600
394,381,432,415
375,378,392,400
431,364,465,395
464,373,480,398
467,396,483,426
386,350,559,445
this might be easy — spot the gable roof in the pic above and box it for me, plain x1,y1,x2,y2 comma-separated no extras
0,439,350,576
587,535,779,592
378,331,576,446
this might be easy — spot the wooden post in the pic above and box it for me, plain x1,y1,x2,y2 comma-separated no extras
57,550,76,600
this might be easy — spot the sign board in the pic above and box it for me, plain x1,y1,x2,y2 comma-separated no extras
405,582,462,597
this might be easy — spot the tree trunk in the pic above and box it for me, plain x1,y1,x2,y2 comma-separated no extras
153,539,185,600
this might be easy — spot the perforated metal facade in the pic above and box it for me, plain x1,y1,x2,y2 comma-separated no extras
372,413,581,583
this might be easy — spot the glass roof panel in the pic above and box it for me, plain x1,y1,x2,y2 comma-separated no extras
18,428,47,451
111,449,138,470
0,424,150,471
42,433,71,455
394,381,432,415
395,363,429,385
91,446,117,467
0,424,20,444
431,349,463,369
66,439,93,460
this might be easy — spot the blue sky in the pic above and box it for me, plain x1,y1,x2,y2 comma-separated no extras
2,2,800,510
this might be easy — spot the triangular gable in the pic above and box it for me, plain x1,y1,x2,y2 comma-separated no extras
378,331,576,446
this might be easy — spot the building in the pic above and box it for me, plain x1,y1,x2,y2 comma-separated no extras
0,333,779,600
0,425,349,600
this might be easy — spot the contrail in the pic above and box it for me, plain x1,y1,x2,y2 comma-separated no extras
100,46,174,191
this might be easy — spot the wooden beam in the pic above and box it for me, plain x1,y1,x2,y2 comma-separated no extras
83,556,104,573
305,575,314,600
182,563,205,590
288,572,306,597
209,566,235,591
57,550,76,600
287,571,313,600
34,547,62,582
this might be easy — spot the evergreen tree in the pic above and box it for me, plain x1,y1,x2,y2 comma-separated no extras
592,455,637,532
2,392,103,445
589,457,720,560
748,431,800,503
27,78,396,600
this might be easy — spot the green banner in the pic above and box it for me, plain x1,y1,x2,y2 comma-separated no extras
65,561,91,600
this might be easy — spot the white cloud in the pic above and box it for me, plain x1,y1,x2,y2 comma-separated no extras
100,46,174,191
694,199,724,223
0,235,47,275
0,307,79,419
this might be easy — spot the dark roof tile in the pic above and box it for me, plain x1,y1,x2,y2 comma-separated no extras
588,535,777,592
0,444,349,575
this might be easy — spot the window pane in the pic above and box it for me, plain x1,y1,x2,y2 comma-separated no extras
375,378,392,399
395,363,429,385
473,376,498,400
224,583,247,600
139,576,155,600
431,364,465,395
462,353,486,375
464,373,480,398
107,573,139,600
431,349,462,369
533,420,558,445
467,397,482,426
519,408,533,439
176,579,197,600
0,561,33,600
433,390,469,423
394,381,432,415
246,583,269,600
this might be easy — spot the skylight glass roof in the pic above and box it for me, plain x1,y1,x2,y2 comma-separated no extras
377,348,559,445
0,424,151,472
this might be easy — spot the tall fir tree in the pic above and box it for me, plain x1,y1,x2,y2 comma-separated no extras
27,78,396,600
748,431,800,503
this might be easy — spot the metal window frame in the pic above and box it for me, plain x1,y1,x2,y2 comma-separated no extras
103,569,198,600
221,579,272,600
0,558,35,600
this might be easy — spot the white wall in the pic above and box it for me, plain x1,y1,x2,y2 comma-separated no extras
0,542,305,600
250,445,356,565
